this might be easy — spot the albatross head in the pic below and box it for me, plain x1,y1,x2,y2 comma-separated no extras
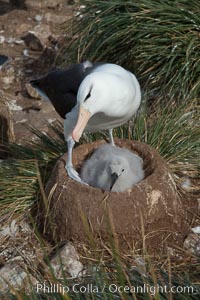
72,73,112,142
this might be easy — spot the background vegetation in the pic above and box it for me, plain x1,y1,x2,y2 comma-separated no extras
60,0,200,103
1,0,200,298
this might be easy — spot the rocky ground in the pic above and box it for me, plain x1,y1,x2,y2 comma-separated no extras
0,0,82,148
0,0,87,293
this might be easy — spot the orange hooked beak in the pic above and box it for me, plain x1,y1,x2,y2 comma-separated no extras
72,106,91,142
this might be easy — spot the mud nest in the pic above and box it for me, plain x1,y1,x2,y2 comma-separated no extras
43,139,189,254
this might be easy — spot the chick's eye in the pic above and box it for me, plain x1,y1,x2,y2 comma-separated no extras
122,168,125,172
84,91,91,102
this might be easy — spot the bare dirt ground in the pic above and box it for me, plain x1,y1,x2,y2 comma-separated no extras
0,0,78,146
0,1,87,292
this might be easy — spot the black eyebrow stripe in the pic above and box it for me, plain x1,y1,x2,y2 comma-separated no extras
84,87,92,102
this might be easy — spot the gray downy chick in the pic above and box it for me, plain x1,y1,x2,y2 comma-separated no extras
80,144,144,192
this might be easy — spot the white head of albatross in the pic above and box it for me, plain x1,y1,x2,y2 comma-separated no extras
72,64,141,142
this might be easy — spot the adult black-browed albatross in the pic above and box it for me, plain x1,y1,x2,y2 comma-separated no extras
30,61,141,184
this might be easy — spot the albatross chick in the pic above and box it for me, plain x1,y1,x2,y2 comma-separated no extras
81,144,144,192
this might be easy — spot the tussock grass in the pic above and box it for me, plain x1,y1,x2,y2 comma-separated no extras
133,100,200,180
111,98,200,192
0,159,38,215
0,121,65,217
60,0,200,102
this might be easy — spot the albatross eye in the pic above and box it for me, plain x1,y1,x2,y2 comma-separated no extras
122,168,125,172
84,91,91,102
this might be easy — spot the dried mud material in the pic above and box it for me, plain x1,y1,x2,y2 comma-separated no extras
43,139,189,254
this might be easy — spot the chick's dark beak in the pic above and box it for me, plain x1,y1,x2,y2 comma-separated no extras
110,172,119,191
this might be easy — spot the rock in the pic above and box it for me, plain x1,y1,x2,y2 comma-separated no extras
0,218,32,239
0,263,27,292
44,139,189,254
0,36,5,44
45,12,71,24
23,49,29,57
0,55,8,69
25,83,41,99
7,99,22,111
20,25,53,56
14,39,24,45
20,26,52,54
79,5,86,10
132,257,147,277
184,233,200,256
1,75,15,86
28,47,56,71
0,65,15,88
1,80,12,90
21,32,43,51
5,37,15,44
0,220,19,238
30,24,52,47
34,24,52,40
26,0,64,9
192,226,200,234
0,216,49,288
15,23,33,35
49,243,84,278
34,15,43,22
